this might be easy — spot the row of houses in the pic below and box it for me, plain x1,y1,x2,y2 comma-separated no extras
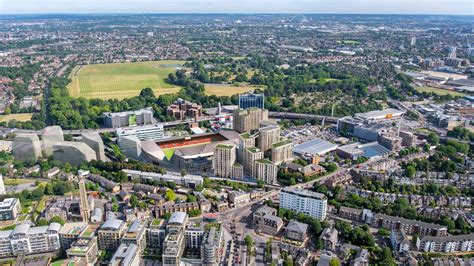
338,206,448,237
348,187,472,208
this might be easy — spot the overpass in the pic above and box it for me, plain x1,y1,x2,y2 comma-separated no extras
268,111,339,123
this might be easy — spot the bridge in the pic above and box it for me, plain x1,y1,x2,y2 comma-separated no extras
268,111,339,123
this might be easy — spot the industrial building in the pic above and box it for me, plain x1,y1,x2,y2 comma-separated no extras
293,138,338,157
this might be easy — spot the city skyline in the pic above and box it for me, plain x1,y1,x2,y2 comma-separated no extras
1,0,473,15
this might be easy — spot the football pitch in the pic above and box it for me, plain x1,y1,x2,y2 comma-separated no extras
67,60,185,100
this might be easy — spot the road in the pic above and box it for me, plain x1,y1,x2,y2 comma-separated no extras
216,167,347,265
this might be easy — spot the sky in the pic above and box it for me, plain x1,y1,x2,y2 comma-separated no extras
0,0,472,15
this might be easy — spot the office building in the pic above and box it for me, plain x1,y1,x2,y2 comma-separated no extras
79,179,90,222
98,219,127,251
213,144,236,178
0,198,21,221
110,243,140,266
66,237,99,265
271,139,293,164
12,133,42,161
0,223,61,257
258,125,280,154
116,124,164,141
104,108,154,128
201,224,225,266
279,187,328,220
81,132,106,161
232,108,269,133
239,93,265,109
243,147,263,178
255,158,277,184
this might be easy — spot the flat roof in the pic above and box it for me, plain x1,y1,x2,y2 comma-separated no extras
293,138,338,156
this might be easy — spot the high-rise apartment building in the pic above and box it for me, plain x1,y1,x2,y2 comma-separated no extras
232,108,269,133
238,93,265,109
271,139,293,164
279,187,328,220
255,159,277,184
213,144,236,178
258,125,280,154
243,147,263,178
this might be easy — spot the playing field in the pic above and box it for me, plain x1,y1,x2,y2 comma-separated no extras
415,86,466,97
0,113,33,122
204,84,262,96
67,60,185,100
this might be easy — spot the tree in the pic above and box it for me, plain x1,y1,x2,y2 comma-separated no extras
49,215,65,225
329,258,340,266
180,169,187,177
426,132,439,146
380,247,396,266
186,194,197,202
111,204,119,212
36,218,49,226
165,189,176,201
404,166,416,178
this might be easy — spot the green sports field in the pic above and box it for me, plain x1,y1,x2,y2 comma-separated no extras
67,60,185,100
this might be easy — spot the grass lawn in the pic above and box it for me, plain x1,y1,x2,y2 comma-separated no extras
415,86,466,97
3,178,35,186
163,148,175,161
204,84,262,96
0,113,33,122
67,60,185,100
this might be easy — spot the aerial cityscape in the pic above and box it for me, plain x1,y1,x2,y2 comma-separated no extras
0,1,472,266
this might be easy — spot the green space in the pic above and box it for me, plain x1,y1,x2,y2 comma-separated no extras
162,148,175,161
67,60,185,100
415,86,466,97
3,178,35,186
204,84,261,96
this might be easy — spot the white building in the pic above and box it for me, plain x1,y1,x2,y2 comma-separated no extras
0,174,5,195
279,187,327,220
0,198,21,221
116,124,164,141
0,223,61,257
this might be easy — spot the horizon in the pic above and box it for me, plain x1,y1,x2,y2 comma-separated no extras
1,0,472,16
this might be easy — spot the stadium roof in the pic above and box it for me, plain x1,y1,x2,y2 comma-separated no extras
293,138,338,156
